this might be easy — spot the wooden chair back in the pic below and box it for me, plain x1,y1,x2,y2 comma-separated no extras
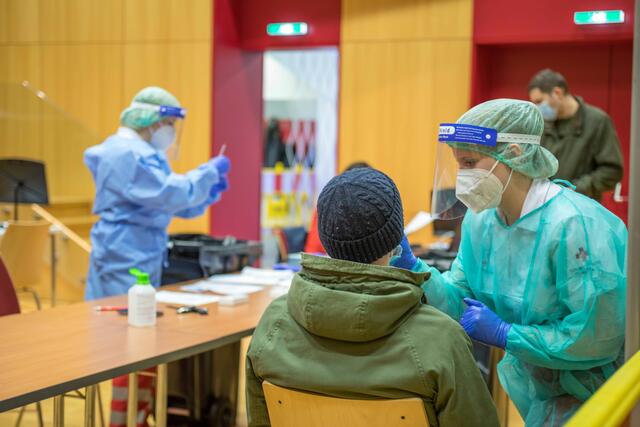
262,381,430,427
0,220,49,288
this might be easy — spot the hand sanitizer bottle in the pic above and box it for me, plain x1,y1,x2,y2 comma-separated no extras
128,268,156,327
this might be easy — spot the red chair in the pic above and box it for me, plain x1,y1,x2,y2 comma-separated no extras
0,256,20,317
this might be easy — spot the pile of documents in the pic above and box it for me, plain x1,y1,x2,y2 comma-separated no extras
156,267,295,307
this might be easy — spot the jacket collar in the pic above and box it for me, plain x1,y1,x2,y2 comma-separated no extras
286,254,428,342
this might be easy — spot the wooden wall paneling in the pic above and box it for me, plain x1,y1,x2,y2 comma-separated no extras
0,47,43,162
0,0,216,298
38,45,123,200
431,39,472,171
342,0,472,42
0,45,42,85
340,40,435,241
431,41,472,123
39,0,124,43
0,2,8,44
0,86,44,177
340,0,473,243
40,45,124,140
3,0,40,44
124,0,212,42
37,99,96,200
123,41,212,233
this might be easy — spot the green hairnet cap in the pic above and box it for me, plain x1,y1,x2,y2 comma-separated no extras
450,98,559,179
120,86,181,130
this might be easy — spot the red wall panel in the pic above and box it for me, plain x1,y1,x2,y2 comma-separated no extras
472,42,632,222
473,44,613,106
210,0,264,240
606,43,633,220
472,1,634,222
239,0,341,50
474,0,634,44
210,0,341,239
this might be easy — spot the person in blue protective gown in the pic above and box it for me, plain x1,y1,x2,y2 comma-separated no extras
392,99,627,426
84,86,230,300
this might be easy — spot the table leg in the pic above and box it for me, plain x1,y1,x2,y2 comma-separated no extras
156,364,168,427
84,385,96,427
194,354,201,421
53,395,64,427
50,232,57,307
127,373,138,427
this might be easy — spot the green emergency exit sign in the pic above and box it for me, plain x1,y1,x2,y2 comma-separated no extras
266,22,308,36
574,10,625,25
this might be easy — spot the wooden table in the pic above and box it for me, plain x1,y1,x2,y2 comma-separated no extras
0,286,275,426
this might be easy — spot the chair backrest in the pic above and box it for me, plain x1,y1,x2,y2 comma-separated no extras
0,256,20,316
273,226,308,262
0,220,50,287
262,381,430,427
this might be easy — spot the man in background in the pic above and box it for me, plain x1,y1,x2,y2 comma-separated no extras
528,68,623,201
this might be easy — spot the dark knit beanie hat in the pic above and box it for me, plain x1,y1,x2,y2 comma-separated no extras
317,167,404,264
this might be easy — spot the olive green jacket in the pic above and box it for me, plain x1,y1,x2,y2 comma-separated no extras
543,96,623,201
245,254,499,427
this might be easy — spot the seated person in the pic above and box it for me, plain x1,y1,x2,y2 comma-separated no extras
246,167,499,427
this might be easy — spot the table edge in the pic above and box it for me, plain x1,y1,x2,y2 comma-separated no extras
0,327,255,412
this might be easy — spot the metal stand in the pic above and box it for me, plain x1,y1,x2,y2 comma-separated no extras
50,226,59,307
84,385,96,427
53,395,64,427
127,373,138,427
156,364,168,427
194,354,202,421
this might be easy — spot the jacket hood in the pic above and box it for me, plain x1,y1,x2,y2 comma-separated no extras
287,254,430,342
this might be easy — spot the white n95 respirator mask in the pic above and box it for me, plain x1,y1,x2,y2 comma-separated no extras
150,125,176,152
455,160,512,213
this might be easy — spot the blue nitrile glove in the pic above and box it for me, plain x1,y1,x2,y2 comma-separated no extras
390,235,418,270
210,174,229,197
460,298,511,349
210,155,231,174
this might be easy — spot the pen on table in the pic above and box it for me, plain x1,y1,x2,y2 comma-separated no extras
94,305,127,312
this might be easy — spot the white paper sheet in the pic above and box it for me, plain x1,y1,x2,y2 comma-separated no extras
269,285,290,299
404,211,435,235
207,273,292,287
219,294,249,306
155,290,220,306
181,282,263,295
241,267,295,280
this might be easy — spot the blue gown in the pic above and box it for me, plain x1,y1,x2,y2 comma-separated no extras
416,186,627,426
84,128,221,300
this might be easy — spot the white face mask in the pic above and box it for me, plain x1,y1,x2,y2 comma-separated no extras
149,125,176,151
455,160,513,213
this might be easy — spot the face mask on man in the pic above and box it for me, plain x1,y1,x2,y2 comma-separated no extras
456,160,513,213
537,100,558,122
150,125,176,152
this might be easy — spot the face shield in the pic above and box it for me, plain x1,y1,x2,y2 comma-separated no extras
431,123,541,219
130,101,187,159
